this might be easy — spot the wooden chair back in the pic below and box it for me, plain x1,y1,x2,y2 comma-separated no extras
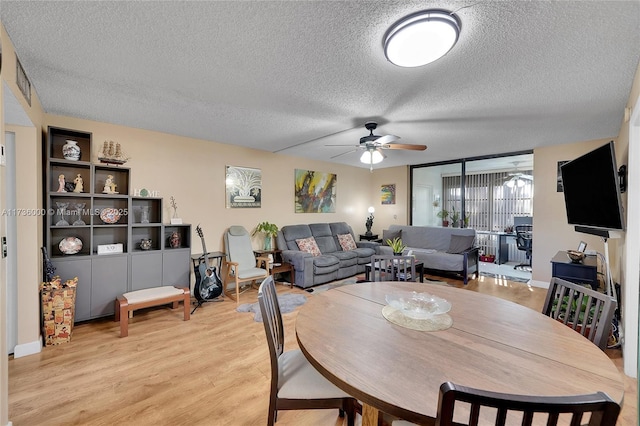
436,381,620,426
258,276,284,373
258,276,357,426
542,277,616,350
371,255,416,282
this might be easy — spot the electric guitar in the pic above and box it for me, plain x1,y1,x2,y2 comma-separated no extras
194,225,223,302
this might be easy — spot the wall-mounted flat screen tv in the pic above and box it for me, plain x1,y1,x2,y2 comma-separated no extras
560,141,625,231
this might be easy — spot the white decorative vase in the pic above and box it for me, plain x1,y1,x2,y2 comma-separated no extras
62,140,81,161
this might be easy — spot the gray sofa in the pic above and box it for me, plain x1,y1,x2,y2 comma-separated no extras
276,222,377,288
378,225,479,284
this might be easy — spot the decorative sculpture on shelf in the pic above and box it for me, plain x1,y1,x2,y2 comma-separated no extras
169,231,181,248
57,174,67,193
98,140,129,165
102,175,118,194
73,174,83,193
365,206,375,236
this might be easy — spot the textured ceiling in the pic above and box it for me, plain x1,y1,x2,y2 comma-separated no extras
2,1,639,170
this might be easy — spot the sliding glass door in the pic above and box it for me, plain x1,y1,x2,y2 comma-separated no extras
411,152,533,262
412,162,462,227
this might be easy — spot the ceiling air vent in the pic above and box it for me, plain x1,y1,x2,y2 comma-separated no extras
15,55,31,106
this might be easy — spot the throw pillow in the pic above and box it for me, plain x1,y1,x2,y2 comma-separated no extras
447,235,475,254
296,237,321,257
337,233,357,251
382,229,402,246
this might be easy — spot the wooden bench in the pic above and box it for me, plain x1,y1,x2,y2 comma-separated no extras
114,286,190,337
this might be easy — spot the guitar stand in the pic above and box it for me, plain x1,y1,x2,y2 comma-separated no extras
191,296,224,314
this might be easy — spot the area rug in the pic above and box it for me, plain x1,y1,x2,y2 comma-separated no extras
237,293,307,322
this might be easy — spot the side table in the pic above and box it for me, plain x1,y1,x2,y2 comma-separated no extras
550,251,599,290
254,249,295,288
360,234,380,242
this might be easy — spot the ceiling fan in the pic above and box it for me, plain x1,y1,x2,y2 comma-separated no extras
503,161,533,188
326,121,427,171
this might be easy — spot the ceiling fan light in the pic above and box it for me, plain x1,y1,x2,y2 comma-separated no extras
505,179,516,188
516,178,525,187
360,149,385,165
371,149,385,164
384,9,461,68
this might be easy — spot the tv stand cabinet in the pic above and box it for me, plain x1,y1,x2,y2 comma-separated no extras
550,251,599,290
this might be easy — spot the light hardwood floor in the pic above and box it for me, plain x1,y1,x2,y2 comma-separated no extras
9,274,637,425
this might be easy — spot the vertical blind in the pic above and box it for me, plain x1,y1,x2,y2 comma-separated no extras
442,170,533,231
442,170,533,259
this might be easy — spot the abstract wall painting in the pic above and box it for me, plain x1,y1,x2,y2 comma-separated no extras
381,184,396,205
294,169,336,213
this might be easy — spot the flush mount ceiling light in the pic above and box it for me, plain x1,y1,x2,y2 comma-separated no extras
384,9,461,68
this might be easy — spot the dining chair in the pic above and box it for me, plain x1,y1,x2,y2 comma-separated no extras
257,276,358,426
392,381,620,426
222,225,270,305
542,277,617,350
370,255,416,282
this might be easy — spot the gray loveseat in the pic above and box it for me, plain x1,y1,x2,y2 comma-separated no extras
378,225,479,284
276,222,377,288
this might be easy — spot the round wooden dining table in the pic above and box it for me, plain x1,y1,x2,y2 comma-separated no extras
295,282,624,425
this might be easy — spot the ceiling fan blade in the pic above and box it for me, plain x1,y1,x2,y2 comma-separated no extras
325,144,362,147
382,143,427,151
373,134,399,145
330,149,359,159
274,124,362,153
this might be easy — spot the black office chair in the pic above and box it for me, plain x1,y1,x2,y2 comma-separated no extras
514,224,533,270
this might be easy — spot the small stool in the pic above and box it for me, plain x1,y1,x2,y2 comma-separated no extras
115,286,190,337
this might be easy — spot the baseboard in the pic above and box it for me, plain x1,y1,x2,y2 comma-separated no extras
528,279,549,289
13,339,42,358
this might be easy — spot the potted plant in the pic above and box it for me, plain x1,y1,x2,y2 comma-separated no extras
552,293,596,334
253,221,279,250
450,205,460,228
437,209,449,227
386,237,407,255
463,213,470,228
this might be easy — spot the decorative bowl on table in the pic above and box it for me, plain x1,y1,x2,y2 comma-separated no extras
566,250,585,263
59,237,83,255
385,291,451,320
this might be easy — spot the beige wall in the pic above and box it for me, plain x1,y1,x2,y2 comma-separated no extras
531,137,626,283
0,42,7,426
2,21,45,426
10,125,42,346
365,166,410,234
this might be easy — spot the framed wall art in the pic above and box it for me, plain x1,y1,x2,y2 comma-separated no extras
381,184,396,205
557,160,569,192
226,165,262,208
294,169,336,213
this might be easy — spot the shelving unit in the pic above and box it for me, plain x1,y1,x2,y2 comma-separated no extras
45,126,191,321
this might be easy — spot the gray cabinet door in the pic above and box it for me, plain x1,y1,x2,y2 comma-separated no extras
131,252,163,291
52,258,92,322
91,255,128,318
163,249,191,289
